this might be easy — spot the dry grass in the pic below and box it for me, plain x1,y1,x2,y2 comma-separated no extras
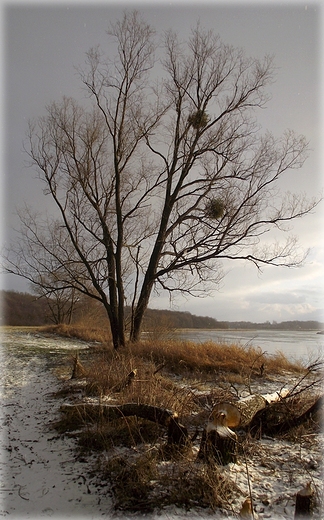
52,329,321,515
45,322,304,376
99,447,243,513
72,349,203,417
129,338,304,377
43,322,112,344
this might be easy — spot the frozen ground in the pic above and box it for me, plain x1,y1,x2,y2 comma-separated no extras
0,329,323,519
0,329,113,518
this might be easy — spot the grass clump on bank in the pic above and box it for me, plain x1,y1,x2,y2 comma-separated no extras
129,338,304,376
47,322,304,377
44,322,112,344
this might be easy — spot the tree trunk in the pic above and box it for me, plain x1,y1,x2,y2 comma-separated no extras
103,299,125,349
60,402,188,445
130,194,175,343
130,266,157,342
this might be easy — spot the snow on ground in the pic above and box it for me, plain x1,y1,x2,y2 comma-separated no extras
0,329,323,519
0,330,112,518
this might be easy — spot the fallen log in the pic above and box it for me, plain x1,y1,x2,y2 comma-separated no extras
60,402,188,445
249,394,323,437
198,389,289,464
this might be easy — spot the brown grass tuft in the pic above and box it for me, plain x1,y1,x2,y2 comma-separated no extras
128,338,304,376
101,448,242,513
43,322,112,344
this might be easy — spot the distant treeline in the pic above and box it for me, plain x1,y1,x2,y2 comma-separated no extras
0,291,52,326
1,290,323,331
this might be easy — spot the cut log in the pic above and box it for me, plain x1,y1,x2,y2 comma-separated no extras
207,389,289,430
294,482,314,518
198,389,289,464
60,402,188,445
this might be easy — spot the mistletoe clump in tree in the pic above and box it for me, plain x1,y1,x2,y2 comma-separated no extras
4,11,319,348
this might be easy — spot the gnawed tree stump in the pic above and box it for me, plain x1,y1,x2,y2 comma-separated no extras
60,402,188,445
71,352,86,379
294,482,314,518
112,370,137,392
239,497,254,519
197,410,238,465
198,389,289,465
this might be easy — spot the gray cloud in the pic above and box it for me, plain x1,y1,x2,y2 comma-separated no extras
1,2,323,324
247,292,306,305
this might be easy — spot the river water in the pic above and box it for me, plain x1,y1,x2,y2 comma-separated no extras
176,329,324,363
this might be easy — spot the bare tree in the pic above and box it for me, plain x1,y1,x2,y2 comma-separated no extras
4,207,81,324
3,12,320,348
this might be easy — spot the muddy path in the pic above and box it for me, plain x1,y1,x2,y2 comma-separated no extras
0,329,111,518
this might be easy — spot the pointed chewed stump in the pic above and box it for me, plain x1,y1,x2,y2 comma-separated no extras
197,404,240,465
294,482,314,518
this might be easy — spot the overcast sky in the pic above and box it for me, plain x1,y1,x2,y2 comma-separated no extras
1,0,323,323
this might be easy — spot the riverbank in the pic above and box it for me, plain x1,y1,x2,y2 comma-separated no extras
1,328,323,519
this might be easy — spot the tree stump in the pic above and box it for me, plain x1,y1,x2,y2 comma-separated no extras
294,482,314,518
198,406,238,464
198,425,237,465
71,352,86,379
198,390,290,465
113,369,137,392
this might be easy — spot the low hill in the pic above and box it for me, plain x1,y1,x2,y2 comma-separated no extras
1,290,323,331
